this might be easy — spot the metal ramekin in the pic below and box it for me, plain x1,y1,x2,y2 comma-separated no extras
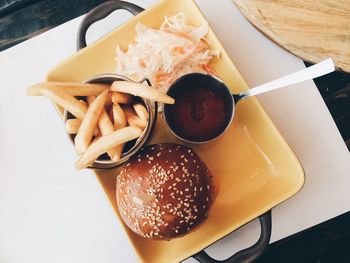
63,73,157,169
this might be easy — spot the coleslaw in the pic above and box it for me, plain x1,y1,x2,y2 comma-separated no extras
115,13,219,92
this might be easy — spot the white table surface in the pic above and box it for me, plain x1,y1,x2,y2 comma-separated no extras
1,0,350,262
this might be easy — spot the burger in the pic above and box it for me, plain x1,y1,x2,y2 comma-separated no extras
116,143,214,240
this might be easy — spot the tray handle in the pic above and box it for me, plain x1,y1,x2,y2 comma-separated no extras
77,0,144,51
192,211,271,263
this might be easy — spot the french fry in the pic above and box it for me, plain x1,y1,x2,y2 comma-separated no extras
112,103,128,161
91,133,102,144
65,118,99,136
93,128,100,137
112,103,127,130
113,142,125,161
75,126,142,170
74,90,108,154
88,96,121,161
111,91,133,104
27,82,109,96
112,117,126,161
111,81,175,104
42,89,87,120
65,119,81,134
132,102,149,120
79,100,88,107
124,106,148,129
105,93,113,110
108,107,114,123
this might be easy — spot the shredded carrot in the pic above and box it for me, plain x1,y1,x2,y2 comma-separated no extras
173,46,186,54
202,65,218,76
139,59,147,68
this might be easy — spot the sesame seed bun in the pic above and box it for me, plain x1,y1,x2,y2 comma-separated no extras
116,143,214,240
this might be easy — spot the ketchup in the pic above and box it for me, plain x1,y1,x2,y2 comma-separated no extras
167,86,229,142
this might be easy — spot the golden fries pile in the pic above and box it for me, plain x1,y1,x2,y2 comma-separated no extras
27,80,175,170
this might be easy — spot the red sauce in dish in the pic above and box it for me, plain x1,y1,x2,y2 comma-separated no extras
167,87,229,141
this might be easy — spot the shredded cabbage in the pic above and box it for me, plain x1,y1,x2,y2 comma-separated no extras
115,13,219,92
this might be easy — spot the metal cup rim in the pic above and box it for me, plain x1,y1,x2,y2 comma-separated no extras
163,72,235,144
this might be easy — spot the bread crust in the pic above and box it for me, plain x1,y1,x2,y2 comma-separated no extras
116,143,214,240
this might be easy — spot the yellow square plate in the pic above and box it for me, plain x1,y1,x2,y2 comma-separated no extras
47,0,304,262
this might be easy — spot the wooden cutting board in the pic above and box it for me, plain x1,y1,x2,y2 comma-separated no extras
232,0,350,72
